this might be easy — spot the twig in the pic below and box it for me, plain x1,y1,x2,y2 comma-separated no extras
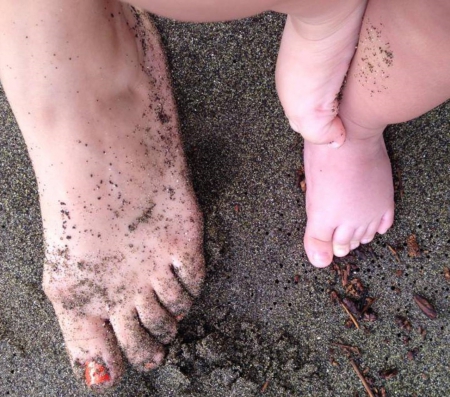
340,301,360,329
330,289,360,329
361,297,377,315
261,380,269,393
348,358,375,397
332,342,361,356
387,245,400,263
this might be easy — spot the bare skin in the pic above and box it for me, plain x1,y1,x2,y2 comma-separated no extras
276,0,367,147
303,0,450,267
0,0,203,388
1,0,450,389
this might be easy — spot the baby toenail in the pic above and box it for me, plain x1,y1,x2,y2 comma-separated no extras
361,239,371,244
350,241,359,250
176,313,185,321
334,246,348,256
85,361,111,387
313,252,330,263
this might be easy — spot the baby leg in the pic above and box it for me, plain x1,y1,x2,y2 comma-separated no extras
303,0,450,266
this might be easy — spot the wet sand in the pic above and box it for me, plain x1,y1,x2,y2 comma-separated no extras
1,12,449,396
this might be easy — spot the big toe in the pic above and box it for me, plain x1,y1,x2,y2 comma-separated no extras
55,308,124,390
304,224,334,268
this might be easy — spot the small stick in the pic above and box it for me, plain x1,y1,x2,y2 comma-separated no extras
361,297,377,315
387,245,400,263
331,289,360,329
340,301,360,329
261,380,269,393
332,342,361,356
348,358,375,397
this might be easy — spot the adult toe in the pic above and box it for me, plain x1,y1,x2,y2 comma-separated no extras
54,307,124,389
172,251,205,298
135,292,178,345
109,308,165,371
152,265,193,319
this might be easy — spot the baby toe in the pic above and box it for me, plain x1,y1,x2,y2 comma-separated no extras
304,223,334,268
332,226,356,257
361,221,380,244
377,209,394,234
349,226,369,250
350,241,360,250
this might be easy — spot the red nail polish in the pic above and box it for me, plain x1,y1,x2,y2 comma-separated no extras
85,361,111,386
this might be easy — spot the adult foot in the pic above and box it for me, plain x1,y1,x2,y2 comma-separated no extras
303,125,394,267
275,0,367,146
0,1,204,389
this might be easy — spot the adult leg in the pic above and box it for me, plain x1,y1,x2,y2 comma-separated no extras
0,0,204,389
303,0,450,267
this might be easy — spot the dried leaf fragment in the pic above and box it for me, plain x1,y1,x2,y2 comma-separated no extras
345,278,365,298
361,297,377,314
379,368,398,380
300,179,307,193
417,326,427,339
413,294,437,319
394,315,412,331
297,167,306,193
363,310,377,322
343,298,360,316
407,234,420,257
407,348,419,361
330,289,340,304
444,267,450,282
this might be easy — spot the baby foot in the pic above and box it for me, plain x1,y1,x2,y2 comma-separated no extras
303,130,394,267
0,2,204,389
276,0,367,146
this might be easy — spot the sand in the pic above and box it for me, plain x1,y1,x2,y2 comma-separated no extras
1,11,449,397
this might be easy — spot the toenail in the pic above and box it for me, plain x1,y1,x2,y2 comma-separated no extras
312,252,330,263
334,246,349,256
176,313,185,321
85,361,111,387
361,238,371,244
143,362,157,371
350,241,359,250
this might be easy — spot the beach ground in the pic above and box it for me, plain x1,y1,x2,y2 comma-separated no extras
0,12,449,397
